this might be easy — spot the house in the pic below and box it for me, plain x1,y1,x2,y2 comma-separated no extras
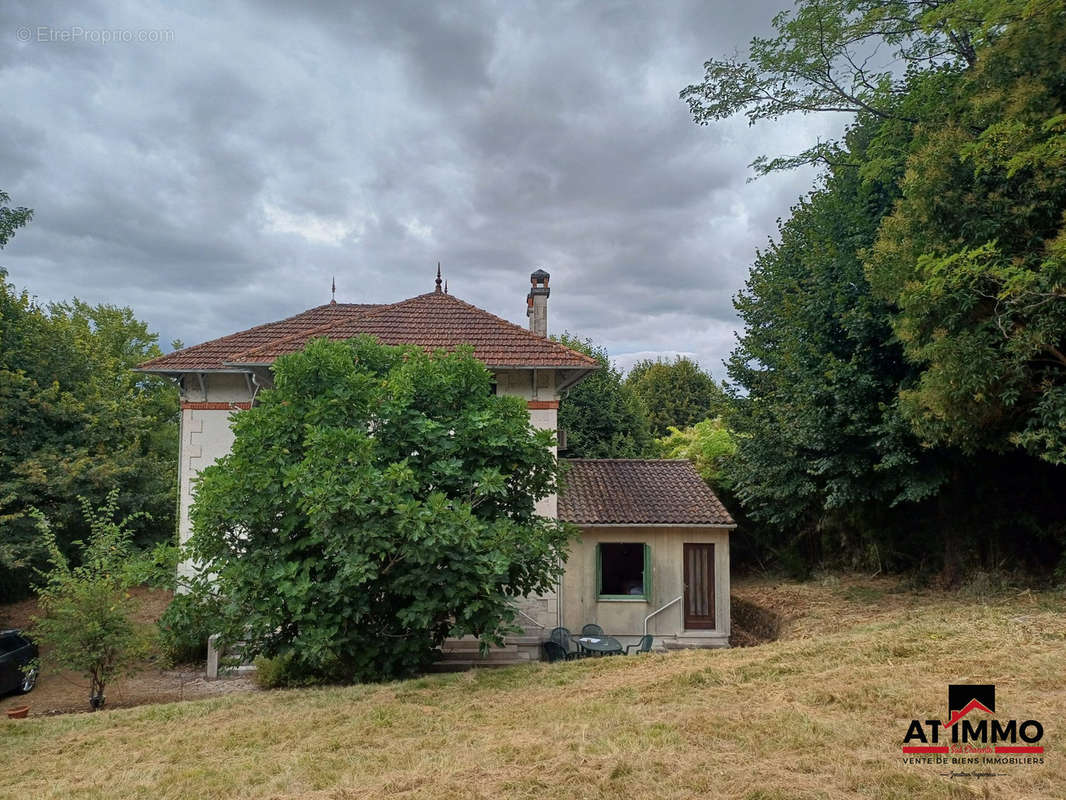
136,269,734,657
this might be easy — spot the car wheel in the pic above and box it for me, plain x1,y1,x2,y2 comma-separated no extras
19,667,37,694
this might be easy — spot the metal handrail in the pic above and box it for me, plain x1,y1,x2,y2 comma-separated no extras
643,595,682,636
514,607,546,630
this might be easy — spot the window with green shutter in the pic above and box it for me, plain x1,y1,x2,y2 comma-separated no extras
597,542,651,600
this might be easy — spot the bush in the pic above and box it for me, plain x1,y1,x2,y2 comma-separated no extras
188,337,573,683
158,592,220,665
125,540,179,590
32,492,153,710
252,652,318,689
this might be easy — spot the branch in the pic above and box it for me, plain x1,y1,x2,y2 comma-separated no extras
1045,343,1066,370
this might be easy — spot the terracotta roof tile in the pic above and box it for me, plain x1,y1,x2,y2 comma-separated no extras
226,291,598,369
558,459,734,526
136,303,380,372
137,291,596,372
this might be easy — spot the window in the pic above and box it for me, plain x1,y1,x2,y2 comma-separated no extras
0,633,26,654
597,543,651,600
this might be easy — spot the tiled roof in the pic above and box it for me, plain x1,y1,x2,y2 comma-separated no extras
558,459,734,526
137,292,597,372
136,303,380,372
227,292,598,369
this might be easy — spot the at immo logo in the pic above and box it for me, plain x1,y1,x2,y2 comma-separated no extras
902,684,1044,755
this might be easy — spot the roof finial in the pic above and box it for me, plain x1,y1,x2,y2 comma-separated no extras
435,262,443,293
444,279,448,294
330,275,336,304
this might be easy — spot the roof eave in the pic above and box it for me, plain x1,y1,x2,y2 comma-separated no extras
220,359,598,370
133,366,254,375
561,522,737,529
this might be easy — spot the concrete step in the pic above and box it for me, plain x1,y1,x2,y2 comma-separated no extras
440,641,520,654
427,659,533,673
443,635,543,647
663,639,729,651
437,649,531,663
434,633,545,672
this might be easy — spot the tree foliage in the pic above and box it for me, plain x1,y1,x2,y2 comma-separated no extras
31,491,153,710
689,1,1066,577
657,418,737,490
867,13,1066,464
626,357,727,436
682,0,1028,173
186,337,574,683
554,333,654,458
0,193,177,599
0,265,179,600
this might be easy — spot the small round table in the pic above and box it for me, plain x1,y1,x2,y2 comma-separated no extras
576,636,623,656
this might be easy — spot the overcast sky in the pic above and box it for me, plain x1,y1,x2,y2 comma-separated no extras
1,0,842,379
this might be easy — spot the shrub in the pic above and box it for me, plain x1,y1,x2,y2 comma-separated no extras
188,337,574,683
32,492,153,710
252,652,318,689
158,592,220,665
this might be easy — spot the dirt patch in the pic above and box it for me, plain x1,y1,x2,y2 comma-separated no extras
729,595,784,646
1,587,259,717
3,669,260,717
727,573,941,647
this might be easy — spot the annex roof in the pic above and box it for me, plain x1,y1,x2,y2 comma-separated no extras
558,459,734,526
137,291,597,372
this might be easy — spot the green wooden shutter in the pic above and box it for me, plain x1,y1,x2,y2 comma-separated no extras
596,543,603,596
643,543,652,601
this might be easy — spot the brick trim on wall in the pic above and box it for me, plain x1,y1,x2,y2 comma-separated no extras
526,400,559,410
180,401,252,411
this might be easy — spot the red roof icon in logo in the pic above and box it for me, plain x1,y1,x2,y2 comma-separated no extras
944,684,995,727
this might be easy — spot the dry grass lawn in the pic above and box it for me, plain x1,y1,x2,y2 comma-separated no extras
2,577,1064,799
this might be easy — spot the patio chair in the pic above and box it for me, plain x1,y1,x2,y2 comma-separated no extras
580,623,604,637
625,635,654,655
542,640,579,662
548,627,580,658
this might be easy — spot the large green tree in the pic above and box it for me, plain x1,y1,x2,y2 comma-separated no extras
187,337,573,683
0,197,178,599
724,115,954,571
685,1,1066,576
867,12,1066,465
553,334,654,458
626,356,727,436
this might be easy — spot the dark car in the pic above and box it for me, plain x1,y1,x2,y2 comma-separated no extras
0,629,38,695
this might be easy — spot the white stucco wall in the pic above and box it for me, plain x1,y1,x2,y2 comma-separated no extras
494,367,562,629
175,373,253,584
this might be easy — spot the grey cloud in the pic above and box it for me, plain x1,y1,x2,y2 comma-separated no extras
1,0,843,385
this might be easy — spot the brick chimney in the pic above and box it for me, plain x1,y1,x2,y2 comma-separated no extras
526,269,550,337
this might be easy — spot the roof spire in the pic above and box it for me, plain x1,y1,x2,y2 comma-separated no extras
330,275,336,305
444,279,448,294
435,262,443,293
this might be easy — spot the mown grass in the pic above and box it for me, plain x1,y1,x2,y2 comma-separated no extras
2,580,1064,799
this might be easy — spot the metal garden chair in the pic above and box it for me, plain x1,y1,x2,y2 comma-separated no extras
548,627,581,659
625,635,654,655
542,640,579,662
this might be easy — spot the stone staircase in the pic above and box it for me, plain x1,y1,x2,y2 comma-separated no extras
662,636,729,651
430,633,543,672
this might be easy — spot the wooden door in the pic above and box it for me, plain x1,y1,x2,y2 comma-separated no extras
683,543,715,629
